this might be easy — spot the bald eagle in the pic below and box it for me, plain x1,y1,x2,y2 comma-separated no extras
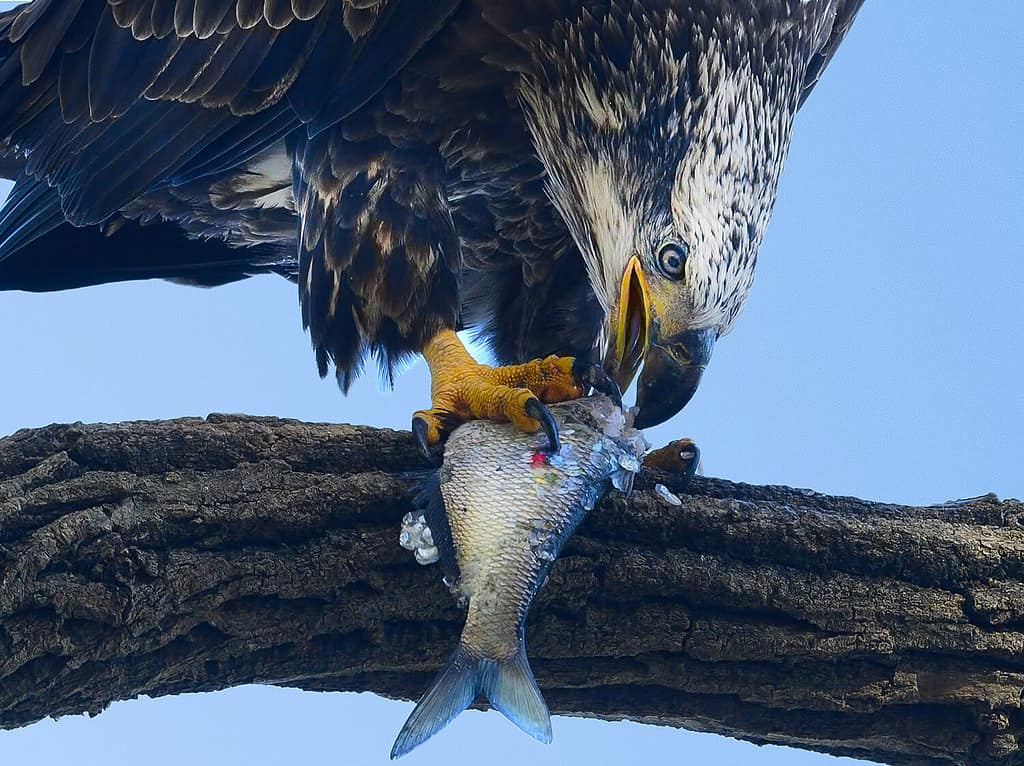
0,0,863,448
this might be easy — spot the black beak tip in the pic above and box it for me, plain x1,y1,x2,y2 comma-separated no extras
632,369,703,429
632,334,712,429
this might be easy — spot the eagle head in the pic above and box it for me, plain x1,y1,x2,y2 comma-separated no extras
520,9,798,428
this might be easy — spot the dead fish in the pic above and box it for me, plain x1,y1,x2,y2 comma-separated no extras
392,394,646,758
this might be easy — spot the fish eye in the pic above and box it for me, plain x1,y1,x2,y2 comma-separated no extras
657,242,688,279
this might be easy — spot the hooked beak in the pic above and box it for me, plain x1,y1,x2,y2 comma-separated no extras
633,328,715,429
606,255,650,390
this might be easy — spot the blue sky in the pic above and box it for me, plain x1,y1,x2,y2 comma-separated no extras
0,2,1021,765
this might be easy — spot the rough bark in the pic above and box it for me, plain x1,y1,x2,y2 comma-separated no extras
0,415,1022,765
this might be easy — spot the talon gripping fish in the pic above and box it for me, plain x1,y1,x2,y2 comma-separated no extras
393,395,646,758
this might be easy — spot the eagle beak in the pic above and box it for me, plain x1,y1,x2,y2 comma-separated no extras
633,328,715,429
607,255,650,390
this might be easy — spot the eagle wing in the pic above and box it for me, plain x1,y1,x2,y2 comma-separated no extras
0,0,460,253
799,0,866,108
0,138,300,292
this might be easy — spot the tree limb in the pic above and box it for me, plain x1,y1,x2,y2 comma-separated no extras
0,415,1021,765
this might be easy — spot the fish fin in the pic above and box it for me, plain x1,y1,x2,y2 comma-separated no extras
480,645,552,745
413,472,459,589
391,643,552,759
391,645,479,759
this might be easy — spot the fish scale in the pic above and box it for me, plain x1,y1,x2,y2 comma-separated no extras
392,394,646,758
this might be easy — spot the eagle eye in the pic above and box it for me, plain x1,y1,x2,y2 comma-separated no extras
657,242,688,279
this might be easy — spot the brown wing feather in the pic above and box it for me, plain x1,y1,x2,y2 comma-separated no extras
293,126,461,388
0,0,460,229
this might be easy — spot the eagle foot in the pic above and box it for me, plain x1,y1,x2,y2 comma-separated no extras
411,330,620,459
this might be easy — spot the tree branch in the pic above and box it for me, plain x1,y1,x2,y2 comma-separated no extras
0,415,1022,765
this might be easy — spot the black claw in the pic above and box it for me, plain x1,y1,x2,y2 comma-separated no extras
411,417,432,461
524,397,560,454
572,359,623,408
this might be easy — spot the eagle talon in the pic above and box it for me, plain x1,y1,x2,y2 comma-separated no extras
412,416,433,461
417,330,586,446
571,359,623,408
524,397,560,454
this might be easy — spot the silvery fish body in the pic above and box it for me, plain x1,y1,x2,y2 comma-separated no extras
392,395,645,758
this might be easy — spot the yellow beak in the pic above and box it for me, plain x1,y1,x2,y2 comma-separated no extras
609,255,650,390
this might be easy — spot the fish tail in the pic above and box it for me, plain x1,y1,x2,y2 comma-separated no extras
390,644,479,759
479,644,552,745
390,641,551,759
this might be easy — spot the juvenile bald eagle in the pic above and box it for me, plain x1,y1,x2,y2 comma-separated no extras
0,0,863,448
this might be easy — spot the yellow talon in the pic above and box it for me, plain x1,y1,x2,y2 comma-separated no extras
412,330,587,453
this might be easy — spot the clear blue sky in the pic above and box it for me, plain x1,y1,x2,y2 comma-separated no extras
0,2,1021,764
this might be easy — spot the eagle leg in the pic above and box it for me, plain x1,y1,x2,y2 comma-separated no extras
411,329,615,457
